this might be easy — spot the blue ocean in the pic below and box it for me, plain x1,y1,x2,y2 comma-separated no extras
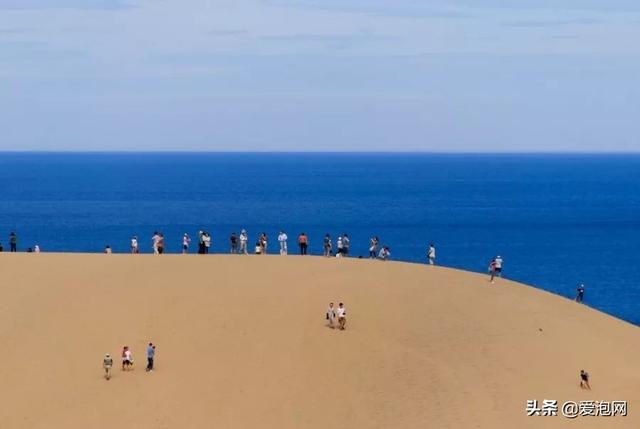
1,153,638,324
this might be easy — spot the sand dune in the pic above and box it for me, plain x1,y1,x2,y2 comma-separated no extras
0,253,637,428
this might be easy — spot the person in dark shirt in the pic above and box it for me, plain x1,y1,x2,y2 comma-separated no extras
580,370,591,390
230,232,238,254
576,284,585,303
9,232,17,252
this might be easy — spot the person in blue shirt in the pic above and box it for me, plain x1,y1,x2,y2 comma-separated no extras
146,342,156,372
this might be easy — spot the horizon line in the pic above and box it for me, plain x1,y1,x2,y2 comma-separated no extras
1,150,640,155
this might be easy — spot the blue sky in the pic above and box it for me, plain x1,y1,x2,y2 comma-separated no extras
1,0,639,151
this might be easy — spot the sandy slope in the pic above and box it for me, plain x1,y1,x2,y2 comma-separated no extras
0,253,637,428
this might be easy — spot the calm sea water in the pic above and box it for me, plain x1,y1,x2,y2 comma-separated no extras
0,153,638,324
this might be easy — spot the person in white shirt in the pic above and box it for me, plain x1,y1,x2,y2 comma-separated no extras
239,229,249,255
336,303,347,330
152,232,160,254
131,236,139,254
278,231,288,255
336,236,343,257
34,244,40,253
121,346,133,370
342,234,350,257
427,243,436,265
378,247,390,261
489,255,503,283
326,302,336,329
369,236,379,258
182,233,191,254
203,232,211,254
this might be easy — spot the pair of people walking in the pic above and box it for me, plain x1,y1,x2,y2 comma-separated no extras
326,302,347,330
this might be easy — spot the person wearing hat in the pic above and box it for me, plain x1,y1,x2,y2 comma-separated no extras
103,354,113,380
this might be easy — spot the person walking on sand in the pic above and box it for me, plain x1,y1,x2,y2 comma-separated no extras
342,234,350,257
580,370,591,390
427,243,436,265
323,234,332,257
230,232,238,254
104,245,112,254
369,236,379,258
103,354,113,380
298,232,308,255
278,230,288,255
122,346,133,370
239,229,249,255
336,235,343,257
337,303,347,330
9,232,17,252
131,235,139,254
326,302,337,329
489,255,503,283
146,343,156,372
576,283,585,303
182,233,191,254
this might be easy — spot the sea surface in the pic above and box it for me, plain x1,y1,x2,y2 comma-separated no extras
0,153,638,324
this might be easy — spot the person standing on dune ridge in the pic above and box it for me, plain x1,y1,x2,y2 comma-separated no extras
489,255,503,283
576,283,585,303
259,232,267,254
369,236,379,258
323,234,332,257
342,234,350,257
9,232,17,252
239,229,248,255
427,243,436,265
278,230,288,255
152,231,160,254
182,233,191,254
298,232,308,255
230,232,238,254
